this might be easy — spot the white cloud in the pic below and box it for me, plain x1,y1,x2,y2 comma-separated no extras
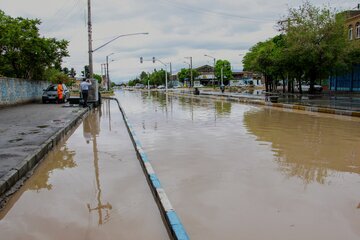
0,0,356,82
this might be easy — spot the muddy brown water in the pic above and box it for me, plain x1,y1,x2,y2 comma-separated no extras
0,101,169,240
116,90,360,240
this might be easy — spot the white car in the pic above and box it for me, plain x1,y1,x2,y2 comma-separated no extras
157,85,165,89
298,84,322,92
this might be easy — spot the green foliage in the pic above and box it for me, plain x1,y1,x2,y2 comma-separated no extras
128,69,170,86
140,71,149,80
283,1,349,86
214,60,233,83
0,10,69,80
93,73,102,84
177,68,200,82
243,1,357,93
44,68,71,85
128,78,141,86
177,68,188,82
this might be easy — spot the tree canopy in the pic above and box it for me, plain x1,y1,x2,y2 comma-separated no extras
243,1,358,93
177,68,200,82
0,10,69,80
214,59,233,84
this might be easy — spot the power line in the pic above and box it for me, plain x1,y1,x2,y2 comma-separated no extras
159,0,276,23
42,0,85,32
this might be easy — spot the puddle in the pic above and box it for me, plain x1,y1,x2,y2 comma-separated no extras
0,107,169,240
30,130,40,134
116,90,360,240
19,130,41,136
8,138,23,143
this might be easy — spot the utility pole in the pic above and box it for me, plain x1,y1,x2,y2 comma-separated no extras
190,57,193,87
221,67,224,86
87,0,93,78
106,56,110,90
169,62,172,81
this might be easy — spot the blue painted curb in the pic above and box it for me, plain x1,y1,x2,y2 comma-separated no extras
105,97,190,240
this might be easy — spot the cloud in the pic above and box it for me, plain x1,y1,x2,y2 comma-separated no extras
0,0,356,82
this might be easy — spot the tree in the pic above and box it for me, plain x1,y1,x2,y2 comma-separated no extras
140,71,149,81
177,68,200,83
0,10,69,80
177,68,190,82
93,73,102,84
43,68,71,85
214,60,232,85
280,1,349,93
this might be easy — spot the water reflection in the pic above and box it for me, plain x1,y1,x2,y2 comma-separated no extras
215,101,231,116
139,91,233,124
28,145,76,191
244,108,360,184
83,110,112,225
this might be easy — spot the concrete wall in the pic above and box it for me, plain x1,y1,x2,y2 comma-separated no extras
0,78,49,107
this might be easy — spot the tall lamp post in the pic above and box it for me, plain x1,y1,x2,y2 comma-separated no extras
106,53,114,90
88,31,149,78
154,58,169,91
183,61,191,87
204,54,216,86
184,57,193,87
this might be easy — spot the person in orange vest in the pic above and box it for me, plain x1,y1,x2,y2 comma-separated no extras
57,81,63,103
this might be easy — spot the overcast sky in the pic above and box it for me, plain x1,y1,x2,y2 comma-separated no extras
0,0,355,83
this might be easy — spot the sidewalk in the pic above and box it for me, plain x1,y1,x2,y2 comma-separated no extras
169,89,360,117
199,90,360,111
0,103,87,198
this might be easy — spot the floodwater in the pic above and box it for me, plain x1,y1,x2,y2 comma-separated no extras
117,90,360,240
0,101,169,239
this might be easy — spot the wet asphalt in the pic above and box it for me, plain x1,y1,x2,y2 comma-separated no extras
0,103,85,180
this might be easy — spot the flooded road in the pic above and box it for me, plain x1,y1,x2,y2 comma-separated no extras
117,90,360,240
0,101,169,239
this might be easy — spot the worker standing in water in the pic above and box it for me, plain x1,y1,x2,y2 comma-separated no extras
57,81,63,103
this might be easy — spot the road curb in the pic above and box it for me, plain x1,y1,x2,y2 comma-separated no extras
106,97,190,240
168,91,360,118
0,107,89,198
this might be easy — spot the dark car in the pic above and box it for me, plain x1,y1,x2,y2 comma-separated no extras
42,84,70,103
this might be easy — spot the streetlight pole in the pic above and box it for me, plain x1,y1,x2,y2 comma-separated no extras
87,0,93,78
183,61,191,87
185,57,193,87
149,57,169,91
221,67,224,86
106,53,114,90
204,54,216,86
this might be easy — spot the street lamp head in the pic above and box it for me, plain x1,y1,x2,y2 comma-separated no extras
204,54,215,60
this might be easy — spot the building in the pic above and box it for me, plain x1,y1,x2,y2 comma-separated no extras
346,10,360,41
195,65,215,86
330,10,360,92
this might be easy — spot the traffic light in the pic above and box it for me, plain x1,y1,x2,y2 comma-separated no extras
152,57,155,63
140,57,143,63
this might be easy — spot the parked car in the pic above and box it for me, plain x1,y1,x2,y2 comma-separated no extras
135,83,145,89
298,84,323,93
157,85,165,89
42,84,70,103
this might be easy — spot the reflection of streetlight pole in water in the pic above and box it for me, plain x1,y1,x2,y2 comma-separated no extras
83,111,112,225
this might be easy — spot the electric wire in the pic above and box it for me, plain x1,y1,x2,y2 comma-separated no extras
158,0,277,23
42,0,86,32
